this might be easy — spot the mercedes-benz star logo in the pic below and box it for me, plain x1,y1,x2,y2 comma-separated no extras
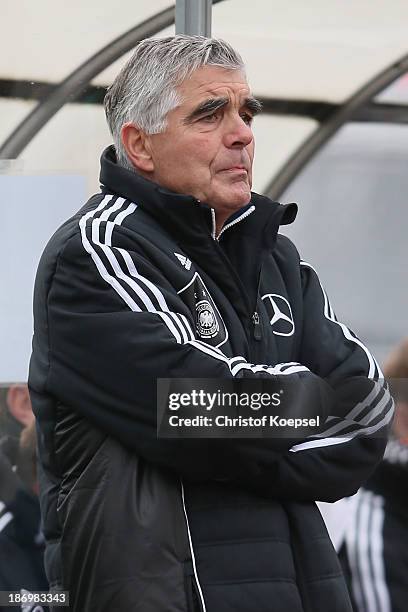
261,293,295,336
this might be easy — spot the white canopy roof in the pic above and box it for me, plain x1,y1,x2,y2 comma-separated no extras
2,0,408,100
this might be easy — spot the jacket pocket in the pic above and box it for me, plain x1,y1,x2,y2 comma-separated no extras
184,560,203,612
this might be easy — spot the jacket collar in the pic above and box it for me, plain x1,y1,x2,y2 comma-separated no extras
99,145,297,248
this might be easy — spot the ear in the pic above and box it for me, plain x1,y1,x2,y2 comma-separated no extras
121,123,154,173
6,385,34,427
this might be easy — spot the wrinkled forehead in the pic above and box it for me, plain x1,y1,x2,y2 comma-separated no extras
177,65,251,103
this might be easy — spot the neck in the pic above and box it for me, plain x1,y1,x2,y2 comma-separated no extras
215,211,230,237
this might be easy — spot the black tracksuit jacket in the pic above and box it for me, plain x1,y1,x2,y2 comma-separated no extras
29,146,393,612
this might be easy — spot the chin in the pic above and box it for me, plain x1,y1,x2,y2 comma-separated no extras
227,191,252,208
209,177,252,208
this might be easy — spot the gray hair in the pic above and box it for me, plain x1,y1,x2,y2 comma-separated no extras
104,35,245,169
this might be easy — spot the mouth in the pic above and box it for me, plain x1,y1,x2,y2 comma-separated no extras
221,166,248,174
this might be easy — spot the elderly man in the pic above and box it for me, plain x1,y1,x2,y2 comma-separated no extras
29,36,393,612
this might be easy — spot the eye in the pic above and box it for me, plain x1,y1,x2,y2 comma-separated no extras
241,112,253,125
201,110,222,123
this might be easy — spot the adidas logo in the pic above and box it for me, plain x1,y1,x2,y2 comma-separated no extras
174,252,192,270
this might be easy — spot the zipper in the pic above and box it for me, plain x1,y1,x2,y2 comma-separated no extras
250,258,265,364
252,264,264,342
216,204,256,240
212,239,252,314
185,570,204,612
252,311,262,340
181,480,207,612
210,208,217,240
185,572,195,612
214,238,264,362
213,230,266,361
196,200,261,361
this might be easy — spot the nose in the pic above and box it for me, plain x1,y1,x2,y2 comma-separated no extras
223,113,254,149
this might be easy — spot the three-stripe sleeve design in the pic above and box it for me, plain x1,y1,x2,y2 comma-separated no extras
290,263,394,453
345,490,391,612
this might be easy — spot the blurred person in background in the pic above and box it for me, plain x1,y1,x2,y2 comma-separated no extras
0,384,34,440
0,401,48,611
29,36,393,612
339,339,408,612
1,384,36,503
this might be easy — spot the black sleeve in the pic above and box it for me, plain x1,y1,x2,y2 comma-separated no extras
241,261,394,502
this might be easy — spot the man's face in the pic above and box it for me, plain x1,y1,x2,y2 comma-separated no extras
146,66,259,218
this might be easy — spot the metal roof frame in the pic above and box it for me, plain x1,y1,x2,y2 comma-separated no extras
0,2,407,201
0,5,176,158
265,54,408,199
